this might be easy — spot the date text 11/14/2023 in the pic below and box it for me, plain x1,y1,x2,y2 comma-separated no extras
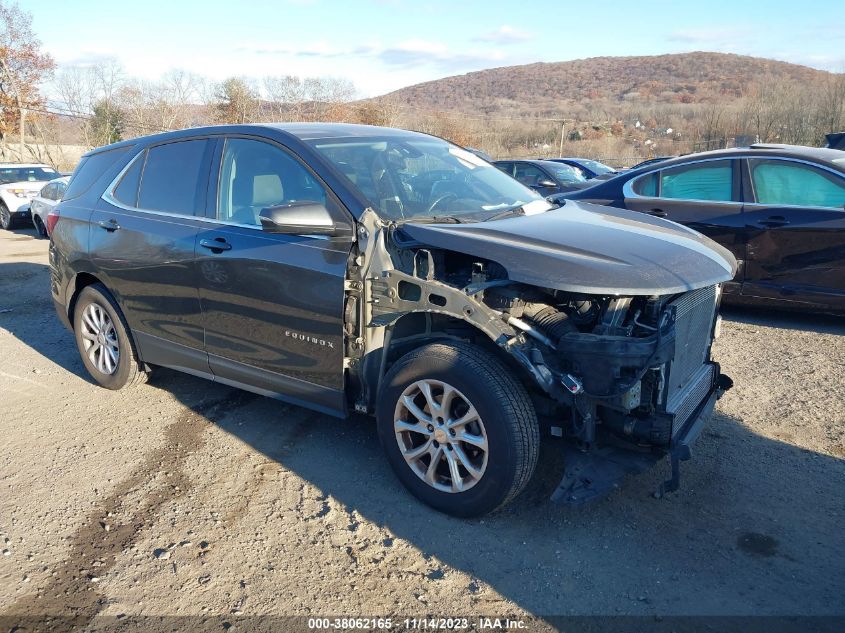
307,617,528,630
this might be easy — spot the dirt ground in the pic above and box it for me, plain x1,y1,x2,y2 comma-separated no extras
0,226,843,630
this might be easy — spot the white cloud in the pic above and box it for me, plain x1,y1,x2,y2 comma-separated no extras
474,25,532,45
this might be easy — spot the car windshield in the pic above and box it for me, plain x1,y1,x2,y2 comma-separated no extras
308,136,551,222
542,162,587,183
578,159,614,174
0,166,58,184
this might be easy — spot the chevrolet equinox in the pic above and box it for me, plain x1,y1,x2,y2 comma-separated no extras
50,124,735,516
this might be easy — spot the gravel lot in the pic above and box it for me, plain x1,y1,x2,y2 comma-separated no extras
0,226,843,629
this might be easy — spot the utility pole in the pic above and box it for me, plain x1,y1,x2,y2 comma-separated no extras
559,120,565,158
19,107,25,161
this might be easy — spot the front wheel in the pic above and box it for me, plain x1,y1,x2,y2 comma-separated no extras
0,203,13,230
73,284,148,390
377,342,539,517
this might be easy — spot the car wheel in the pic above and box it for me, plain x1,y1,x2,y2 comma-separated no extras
377,341,539,517
0,203,13,230
34,216,48,238
73,284,148,390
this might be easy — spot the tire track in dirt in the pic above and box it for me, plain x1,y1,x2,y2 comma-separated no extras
0,390,255,631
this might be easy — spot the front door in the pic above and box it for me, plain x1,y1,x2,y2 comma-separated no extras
741,157,845,308
195,136,355,416
91,137,216,375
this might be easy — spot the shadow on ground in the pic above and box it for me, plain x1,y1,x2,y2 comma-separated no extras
2,257,844,621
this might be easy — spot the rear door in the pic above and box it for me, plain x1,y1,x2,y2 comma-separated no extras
91,137,216,375
195,135,355,416
623,158,746,292
741,157,845,308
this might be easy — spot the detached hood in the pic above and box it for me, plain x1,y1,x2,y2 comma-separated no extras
400,201,737,296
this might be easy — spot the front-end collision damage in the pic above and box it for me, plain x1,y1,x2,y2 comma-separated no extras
345,208,733,506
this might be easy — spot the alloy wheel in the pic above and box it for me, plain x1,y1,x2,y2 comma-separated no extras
79,302,120,375
393,379,489,493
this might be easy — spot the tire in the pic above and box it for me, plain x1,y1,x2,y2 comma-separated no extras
34,216,48,238
0,202,14,230
72,283,148,390
376,342,539,517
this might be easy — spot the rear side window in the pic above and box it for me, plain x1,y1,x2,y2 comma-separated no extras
137,140,212,215
113,151,146,207
632,172,658,196
660,160,732,201
749,159,845,208
63,147,130,201
40,183,55,199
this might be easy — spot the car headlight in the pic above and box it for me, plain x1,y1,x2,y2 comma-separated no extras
9,189,31,198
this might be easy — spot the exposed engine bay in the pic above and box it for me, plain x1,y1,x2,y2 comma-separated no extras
345,209,732,504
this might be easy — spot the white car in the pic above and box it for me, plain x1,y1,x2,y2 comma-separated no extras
0,163,61,230
29,176,70,238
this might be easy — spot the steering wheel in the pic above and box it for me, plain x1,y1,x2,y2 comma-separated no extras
426,192,458,214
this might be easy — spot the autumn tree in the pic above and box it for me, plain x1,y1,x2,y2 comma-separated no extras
0,1,55,158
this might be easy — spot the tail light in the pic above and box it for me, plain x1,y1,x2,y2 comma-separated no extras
46,208,60,236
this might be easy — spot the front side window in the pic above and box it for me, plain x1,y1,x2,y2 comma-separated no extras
217,138,327,226
308,136,548,222
137,140,212,215
749,159,845,208
660,160,733,201
513,163,548,187
544,162,587,184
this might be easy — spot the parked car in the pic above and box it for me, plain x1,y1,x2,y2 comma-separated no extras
50,123,734,516
559,144,845,312
543,157,618,180
494,159,590,196
0,163,61,230
825,132,845,151
30,176,70,237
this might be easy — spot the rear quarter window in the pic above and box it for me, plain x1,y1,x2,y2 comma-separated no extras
63,147,131,201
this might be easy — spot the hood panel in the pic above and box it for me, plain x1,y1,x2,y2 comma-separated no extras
400,201,737,296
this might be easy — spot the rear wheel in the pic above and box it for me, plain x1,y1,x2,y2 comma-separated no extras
0,203,13,230
377,342,539,517
73,284,148,390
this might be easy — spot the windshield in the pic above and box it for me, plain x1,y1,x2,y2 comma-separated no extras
578,159,614,175
542,162,587,183
0,166,58,185
308,136,550,222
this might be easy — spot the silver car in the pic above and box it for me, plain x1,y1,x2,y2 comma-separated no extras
30,176,70,238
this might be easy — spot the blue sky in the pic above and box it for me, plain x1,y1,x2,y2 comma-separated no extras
24,0,845,97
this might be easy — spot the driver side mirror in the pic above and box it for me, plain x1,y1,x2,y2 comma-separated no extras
537,179,557,188
259,201,350,237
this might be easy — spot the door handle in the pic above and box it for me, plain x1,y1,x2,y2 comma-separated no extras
97,218,120,232
199,238,232,252
646,208,667,217
759,215,789,227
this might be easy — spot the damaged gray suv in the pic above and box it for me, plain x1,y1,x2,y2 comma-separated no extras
50,124,735,517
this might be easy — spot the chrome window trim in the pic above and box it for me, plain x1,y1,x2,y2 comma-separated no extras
622,156,737,203
101,142,331,239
